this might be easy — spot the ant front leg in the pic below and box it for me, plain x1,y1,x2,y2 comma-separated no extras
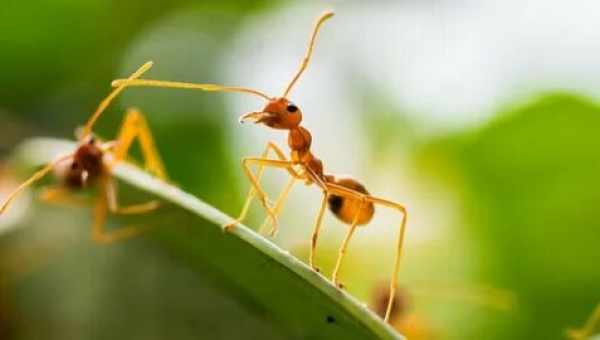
258,176,296,236
237,156,303,234
225,142,303,233
225,141,301,233
324,183,408,324
256,142,303,236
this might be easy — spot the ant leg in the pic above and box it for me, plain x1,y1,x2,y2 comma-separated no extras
255,142,302,236
224,142,283,231
226,145,302,232
324,183,408,323
239,158,300,232
331,200,365,288
258,176,296,237
81,61,153,138
111,108,167,179
364,195,408,323
91,176,153,245
0,154,73,214
309,191,328,271
567,302,600,340
39,186,88,206
104,176,160,215
100,108,164,216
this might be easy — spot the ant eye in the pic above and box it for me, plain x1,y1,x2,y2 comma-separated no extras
287,104,298,113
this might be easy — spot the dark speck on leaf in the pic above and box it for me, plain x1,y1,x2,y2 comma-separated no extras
326,315,336,324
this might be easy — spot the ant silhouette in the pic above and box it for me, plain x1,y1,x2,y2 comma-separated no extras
111,11,408,323
0,61,167,244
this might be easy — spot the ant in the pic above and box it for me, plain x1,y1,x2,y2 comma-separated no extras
111,11,408,323
370,281,515,339
0,61,167,244
567,302,600,340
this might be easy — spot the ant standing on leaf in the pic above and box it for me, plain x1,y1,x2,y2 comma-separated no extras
112,11,408,323
0,61,167,244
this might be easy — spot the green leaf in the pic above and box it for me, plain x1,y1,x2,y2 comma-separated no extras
419,93,600,340
11,137,403,340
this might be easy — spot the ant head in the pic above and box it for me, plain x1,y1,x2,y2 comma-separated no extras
237,11,333,131
239,97,302,130
57,136,104,188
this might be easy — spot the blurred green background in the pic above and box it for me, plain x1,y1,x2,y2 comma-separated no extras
1,1,599,339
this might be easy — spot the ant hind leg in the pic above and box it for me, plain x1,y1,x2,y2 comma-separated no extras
323,183,408,323
111,108,167,179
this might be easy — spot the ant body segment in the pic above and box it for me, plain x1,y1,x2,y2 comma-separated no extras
0,62,167,244
112,11,408,323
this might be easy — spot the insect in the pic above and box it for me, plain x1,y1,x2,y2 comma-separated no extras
370,281,515,339
566,302,600,340
111,11,408,323
0,61,167,244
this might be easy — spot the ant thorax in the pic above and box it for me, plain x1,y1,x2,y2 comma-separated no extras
288,126,312,153
53,140,105,188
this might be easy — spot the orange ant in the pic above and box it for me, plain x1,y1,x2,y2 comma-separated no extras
0,61,167,244
567,302,600,340
111,11,408,323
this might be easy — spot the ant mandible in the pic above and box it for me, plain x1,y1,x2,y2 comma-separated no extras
0,61,167,244
111,11,408,323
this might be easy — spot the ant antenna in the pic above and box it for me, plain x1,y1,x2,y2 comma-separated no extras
110,79,272,101
0,154,73,214
282,11,334,98
80,61,154,139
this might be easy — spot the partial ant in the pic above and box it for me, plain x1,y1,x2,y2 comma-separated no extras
111,11,408,323
567,302,600,340
370,280,515,339
0,61,167,244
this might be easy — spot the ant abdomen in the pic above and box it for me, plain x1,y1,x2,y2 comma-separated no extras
327,177,375,225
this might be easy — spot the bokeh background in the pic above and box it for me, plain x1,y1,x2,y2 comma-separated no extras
1,1,599,339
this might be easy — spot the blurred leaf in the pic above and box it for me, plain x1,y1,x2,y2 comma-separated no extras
10,137,404,340
420,93,600,340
